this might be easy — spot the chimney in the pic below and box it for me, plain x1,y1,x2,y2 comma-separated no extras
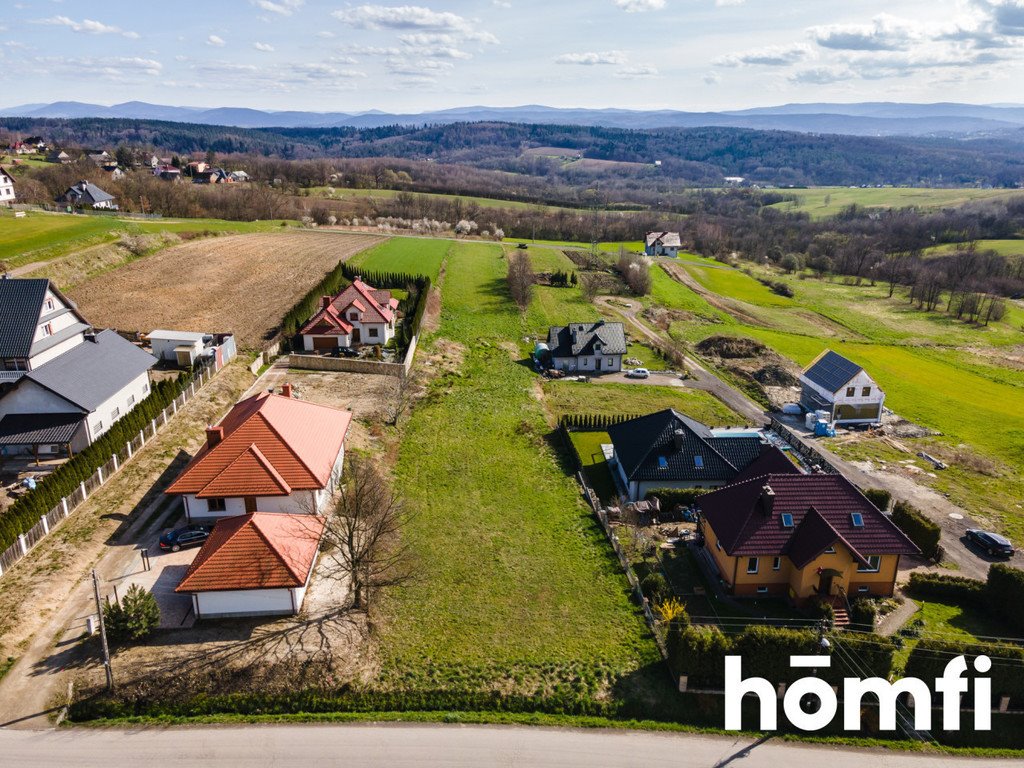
672,428,685,452
321,295,331,310
84,331,97,343
206,425,224,448
760,484,776,516
281,383,294,399
355,275,363,284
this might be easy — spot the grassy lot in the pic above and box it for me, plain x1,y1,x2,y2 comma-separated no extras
381,240,665,703
768,187,1024,219
0,210,292,267
542,381,742,426
681,262,793,308
926,239,1024,258
346,236,448,280
891,598,1019,671
568,430,617,502
310,185,579,213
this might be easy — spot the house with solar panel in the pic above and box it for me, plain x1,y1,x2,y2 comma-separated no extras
798,349,885,425
697,473,918,613
606,409,782,501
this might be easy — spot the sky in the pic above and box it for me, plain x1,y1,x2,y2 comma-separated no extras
1,0,1024,113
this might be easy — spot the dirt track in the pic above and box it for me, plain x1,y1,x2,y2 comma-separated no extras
70,231,383,348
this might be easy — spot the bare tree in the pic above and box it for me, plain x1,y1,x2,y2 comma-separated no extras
320,455,412,611
384,370,422,426
507,250,535,310
617,251,652,296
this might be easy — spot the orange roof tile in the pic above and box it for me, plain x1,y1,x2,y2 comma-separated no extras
165,392,350,497
176,512,325,592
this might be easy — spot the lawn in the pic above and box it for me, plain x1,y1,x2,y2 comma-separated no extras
768,187,1024,219
568,430,617,502
0,210,292,268
541,381,742,426
926,239,1024,258
346,236,448,281
681,262,793,308
381,241,663,700
891,598,1019,671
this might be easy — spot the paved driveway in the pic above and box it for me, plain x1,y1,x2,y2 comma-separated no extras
110,536,196,629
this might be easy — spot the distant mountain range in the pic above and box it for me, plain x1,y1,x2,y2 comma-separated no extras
5,100,1024,137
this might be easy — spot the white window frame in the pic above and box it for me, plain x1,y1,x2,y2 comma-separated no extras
857,555,881,573
746,557,759,574
772,556,781,571
756,586,769,594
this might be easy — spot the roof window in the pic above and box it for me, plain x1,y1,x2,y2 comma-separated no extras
781,513,794,528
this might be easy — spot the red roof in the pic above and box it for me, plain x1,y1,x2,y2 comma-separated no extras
299,302,354,336
165,391,350,497
176,512,325,592
333,280,396,324
698,473,918,563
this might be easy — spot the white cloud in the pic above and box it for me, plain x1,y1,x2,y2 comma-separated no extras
32,55,162,81
810,14,924,51
39,15,139,39
492,0,512,7
207,35,226,47
251,0,304,16
555,50,629,65
332,5,499,43
613,0,665,12
616,64,660,78
788,66,854,85
715,0,745,6
715,43,813,67
703,71,721,84
253,42,275,52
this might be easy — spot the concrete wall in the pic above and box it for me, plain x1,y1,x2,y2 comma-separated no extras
195,588,296,618
289,353,405,377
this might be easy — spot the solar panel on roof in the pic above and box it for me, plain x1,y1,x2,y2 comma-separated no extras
805,351,862,393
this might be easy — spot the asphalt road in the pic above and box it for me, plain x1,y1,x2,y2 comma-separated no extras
1,724,1017,768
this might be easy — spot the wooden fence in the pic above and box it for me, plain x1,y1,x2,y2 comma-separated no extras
0,359,221,579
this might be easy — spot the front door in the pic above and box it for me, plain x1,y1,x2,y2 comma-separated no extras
353,327,361,345
818,572,834,596
244,497,257,513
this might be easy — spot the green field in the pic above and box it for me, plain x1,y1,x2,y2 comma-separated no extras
0,210,292,267
768,187,1024,219
926,239,1024,258
641,248,1024,538
380,240,664,701
346,236,448,281
542,381,741,426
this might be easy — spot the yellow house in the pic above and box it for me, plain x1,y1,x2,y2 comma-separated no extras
698,473,917,606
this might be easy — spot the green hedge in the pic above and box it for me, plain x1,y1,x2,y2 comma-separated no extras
987,564,1024,635
666,625,895,689
849,598,878,631
279,261,431,354
891,501,940,560
644,488,709,508
862,488,891,511
0,374,186,553
907,571,986,603
559,414,643,430
904,638,1024,700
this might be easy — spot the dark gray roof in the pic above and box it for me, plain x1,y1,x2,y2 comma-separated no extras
801,350,863,394
0,413,84,445
61,181,114,205
547,321,626,358
608,409,762,483
0,278,89,359
0,278,49,358
24,329,155,412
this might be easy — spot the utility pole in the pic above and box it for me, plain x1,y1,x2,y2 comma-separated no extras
91,569,114,691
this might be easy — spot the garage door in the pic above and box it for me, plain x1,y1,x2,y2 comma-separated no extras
312,336,336,351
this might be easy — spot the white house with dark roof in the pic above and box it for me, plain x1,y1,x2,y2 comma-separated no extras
0,277,91,381
799,349,885,425
58,180,116,210
545,321,626,373
644,232,681,258
0,329,156,456
0,167,15,206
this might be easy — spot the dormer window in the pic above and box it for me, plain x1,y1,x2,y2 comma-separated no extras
349,312,358,321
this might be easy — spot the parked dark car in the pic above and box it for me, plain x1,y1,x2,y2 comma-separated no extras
965,529,1014,558
159,524,212,552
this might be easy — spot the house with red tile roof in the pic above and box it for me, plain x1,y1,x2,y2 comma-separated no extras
165,383,351,522
299,278,400,352
175,512,325,619
697,473,918,608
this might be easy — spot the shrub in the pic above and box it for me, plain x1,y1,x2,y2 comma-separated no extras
849,598,878,631
891,501,940,560
986,564,1024,634
103,584,160,643
862,488,891,511
806,598,835,627
655,597,689,626
906,571,985,602
640,572,669,603
905,638,1024,699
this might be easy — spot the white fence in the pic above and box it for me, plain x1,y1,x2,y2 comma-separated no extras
0,360,221,579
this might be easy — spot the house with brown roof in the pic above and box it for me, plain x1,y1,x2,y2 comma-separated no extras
697,473,918,609
299,278,400,352
175,512,325,619
165,384,351,522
